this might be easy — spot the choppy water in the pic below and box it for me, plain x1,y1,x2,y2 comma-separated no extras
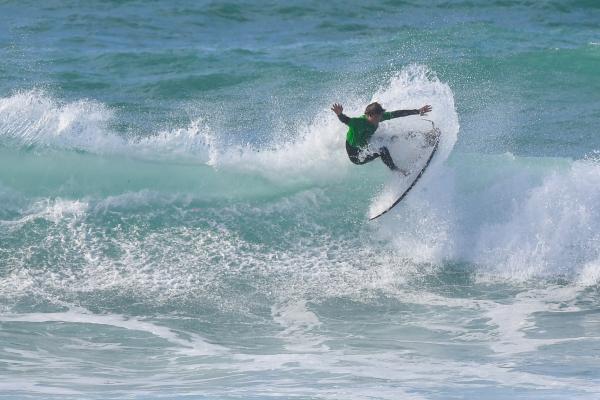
1,1,599,399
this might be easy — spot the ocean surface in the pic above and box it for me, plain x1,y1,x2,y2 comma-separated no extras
1,1,599,399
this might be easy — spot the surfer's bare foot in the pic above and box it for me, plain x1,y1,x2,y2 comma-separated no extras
390,166,408,176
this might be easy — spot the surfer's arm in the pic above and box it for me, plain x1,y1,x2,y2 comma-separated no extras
385,109,420,119
391,109,420,117
337,113,351,125
331,103,350,125
385,105,433,120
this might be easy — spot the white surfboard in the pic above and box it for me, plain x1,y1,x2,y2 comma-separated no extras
368,120,441,220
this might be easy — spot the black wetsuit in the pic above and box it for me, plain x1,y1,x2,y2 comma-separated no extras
345,141,398,170
337,109,420,170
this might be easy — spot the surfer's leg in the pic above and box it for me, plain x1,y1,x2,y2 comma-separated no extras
359,152,380,164
346,142,391,167
346,142,378,165
378,147,398,171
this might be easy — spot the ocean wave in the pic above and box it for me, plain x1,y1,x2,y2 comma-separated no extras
3,64,599,306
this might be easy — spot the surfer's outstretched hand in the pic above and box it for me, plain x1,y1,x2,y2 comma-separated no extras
331,103,343,115
419,105,432,115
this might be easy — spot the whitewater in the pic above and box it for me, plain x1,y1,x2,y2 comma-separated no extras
1,1,600,399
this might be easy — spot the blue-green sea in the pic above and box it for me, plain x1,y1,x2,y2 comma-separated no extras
1,1,599,399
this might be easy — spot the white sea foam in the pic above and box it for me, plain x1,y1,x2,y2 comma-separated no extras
373,152,600,284
272,300,328,352
577,261,600,286
471,158,600,281
214,111,350,184
0,197,88,236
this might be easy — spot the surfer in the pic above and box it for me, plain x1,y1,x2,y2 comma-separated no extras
332,102,432,172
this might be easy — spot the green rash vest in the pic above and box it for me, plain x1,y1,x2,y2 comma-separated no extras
338,110,420,148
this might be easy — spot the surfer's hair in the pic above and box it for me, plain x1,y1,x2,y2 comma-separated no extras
365,102,385,116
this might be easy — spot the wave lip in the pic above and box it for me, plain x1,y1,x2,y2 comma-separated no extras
0,65,456,189
0,90,215,164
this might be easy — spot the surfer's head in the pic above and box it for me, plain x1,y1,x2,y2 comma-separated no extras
365,102,385,124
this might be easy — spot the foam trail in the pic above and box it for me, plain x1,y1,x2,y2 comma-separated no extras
0,308,226,356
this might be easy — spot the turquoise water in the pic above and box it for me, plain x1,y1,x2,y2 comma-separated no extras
1,1,600,399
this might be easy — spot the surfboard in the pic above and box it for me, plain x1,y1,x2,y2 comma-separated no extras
368,120,441,220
